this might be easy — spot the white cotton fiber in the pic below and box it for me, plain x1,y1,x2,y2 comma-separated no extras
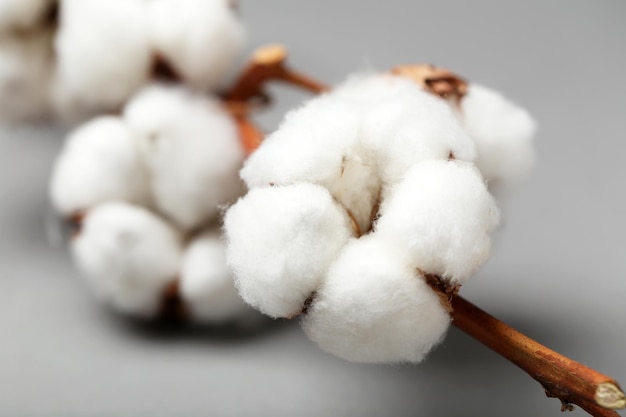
302,235,450,364
49,116,150,216
149,0,245,90
0,0,54,32
354,74,477,185
224,183,355,318
0,29,53,122
180,231,249,322
241,95,380,232
54,0,152,114
460,84,537,192
375,159,500,284
72,202,183,317
124,84,245,230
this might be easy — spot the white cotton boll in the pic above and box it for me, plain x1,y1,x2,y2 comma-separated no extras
150,0,245,90
72,202,183,317
224,183,355,318
0,0,54,32
355,74,477,185
49,116,150,216
180,231,250,323
54,0,152,115
241,95,380,232
302,235,450,364
0,29,53,122
460,84,537,192
124,84,245,230
375,159,500,284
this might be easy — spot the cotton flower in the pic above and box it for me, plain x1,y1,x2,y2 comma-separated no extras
50,83,252,323
72,201,183,317
302,235,450,364
124,84,245,231
224,183,355,318
224,68,530,363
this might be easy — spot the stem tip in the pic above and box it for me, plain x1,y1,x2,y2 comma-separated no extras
595,383,626,410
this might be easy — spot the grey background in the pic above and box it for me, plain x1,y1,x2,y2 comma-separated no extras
1,1,625,416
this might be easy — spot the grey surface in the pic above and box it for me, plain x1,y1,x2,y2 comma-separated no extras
1,1,625,416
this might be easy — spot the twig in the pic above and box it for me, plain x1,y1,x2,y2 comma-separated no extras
451,296,625,416
224,44,327,103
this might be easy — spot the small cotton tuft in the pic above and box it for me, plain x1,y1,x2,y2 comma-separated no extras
123,84,245,230
149,0,246,90
302,235,450,364
375,159,500,283
49,116,150,216
71,202,182,317
224,183,355,318
180,231,250,322
460,84,537,192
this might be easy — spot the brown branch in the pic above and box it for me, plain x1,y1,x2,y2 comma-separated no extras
224,44,328,103
451,296,625,416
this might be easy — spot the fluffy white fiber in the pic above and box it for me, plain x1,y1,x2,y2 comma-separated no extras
302,235,450,364
180,231,249,322
49,116,150,216
356,75,477,184
224,183,355,318
375,159,500,284
460,84,537,192
54,0,152,114
72,202,182,317
241,95,379,232
0,29,53,121
124,84,245,230
149,0,246,90
0,0,54,32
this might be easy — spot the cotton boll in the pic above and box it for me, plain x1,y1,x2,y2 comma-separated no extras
150,0,245,90
302,235,450,364
0,0,55,32
72,202,183,317
460,84,537,192
375,159,500,284
124,84,245,230
49,116,150,217
224,183,355,318
180,231,250,323
241,95,380,232
355,74,477,185
0,29,54,122
54,0,152,115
